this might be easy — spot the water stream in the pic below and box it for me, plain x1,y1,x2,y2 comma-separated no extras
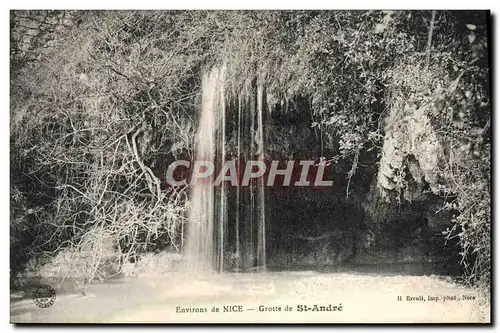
185,66,266,273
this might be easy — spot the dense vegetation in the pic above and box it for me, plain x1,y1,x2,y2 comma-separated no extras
10,10,490,291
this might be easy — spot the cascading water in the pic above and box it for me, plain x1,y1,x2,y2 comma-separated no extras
185,66,223,272
185,66,266,273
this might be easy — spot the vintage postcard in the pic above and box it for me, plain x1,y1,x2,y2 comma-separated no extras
10,9,491,324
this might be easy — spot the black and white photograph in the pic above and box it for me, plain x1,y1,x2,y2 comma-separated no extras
8,9,492,324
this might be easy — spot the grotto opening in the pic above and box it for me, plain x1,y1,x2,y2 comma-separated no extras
184,66,461,276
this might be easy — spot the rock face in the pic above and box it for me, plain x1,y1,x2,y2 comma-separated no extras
11,11,76,66
377,102,445,202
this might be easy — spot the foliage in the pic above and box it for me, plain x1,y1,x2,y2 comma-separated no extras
372,11,490,289
11,11,201,284
10,10,490,291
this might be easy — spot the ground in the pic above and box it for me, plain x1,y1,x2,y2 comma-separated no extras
10,264,490,324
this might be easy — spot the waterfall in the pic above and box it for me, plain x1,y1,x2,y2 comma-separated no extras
185,66,224,272
185,66,266,273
